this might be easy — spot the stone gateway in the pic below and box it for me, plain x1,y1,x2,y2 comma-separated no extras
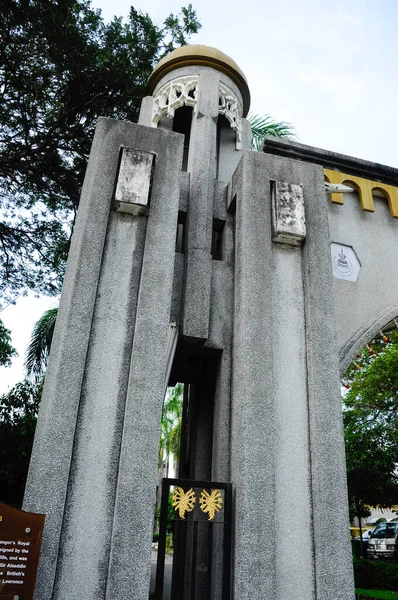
23,45,398,600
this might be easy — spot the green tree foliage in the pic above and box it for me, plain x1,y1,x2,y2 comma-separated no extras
342,329,398,523
0,305,55,507
160,383,183,474
0,379,42,507
25,307,57,381
0,317,17,366
0,0,201,307
248,113,296,150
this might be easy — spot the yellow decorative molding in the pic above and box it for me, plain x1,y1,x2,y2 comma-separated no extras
324,168,398,218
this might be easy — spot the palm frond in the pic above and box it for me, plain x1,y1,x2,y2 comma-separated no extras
248,113,297,151
164,382,183,416
25,307,58,381
169,419,182,460
159,383,184,465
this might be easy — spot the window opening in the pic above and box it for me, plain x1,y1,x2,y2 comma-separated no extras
175,211,187,254
211,219,225,261
172,106,193,172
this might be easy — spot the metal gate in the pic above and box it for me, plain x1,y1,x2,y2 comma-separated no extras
155,478,232,600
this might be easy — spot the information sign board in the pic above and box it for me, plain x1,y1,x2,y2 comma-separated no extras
0,501,45,600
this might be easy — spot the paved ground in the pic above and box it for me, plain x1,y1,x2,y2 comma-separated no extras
150,550,173,599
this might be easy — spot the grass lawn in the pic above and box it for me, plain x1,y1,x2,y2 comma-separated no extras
356,589,398,599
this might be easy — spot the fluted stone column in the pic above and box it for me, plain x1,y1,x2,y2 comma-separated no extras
229,150,354,600
24,119,184,600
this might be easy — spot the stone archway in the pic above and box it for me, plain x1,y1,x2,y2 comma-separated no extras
22,46,398,600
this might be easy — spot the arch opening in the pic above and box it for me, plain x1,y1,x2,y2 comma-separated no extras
341,319,398,560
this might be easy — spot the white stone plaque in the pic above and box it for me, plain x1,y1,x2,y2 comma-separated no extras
271,181,306,245
114,148,155,215
330,243,360,282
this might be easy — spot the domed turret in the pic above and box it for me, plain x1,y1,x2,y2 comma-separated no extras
148,45,250,116
138,44,251,170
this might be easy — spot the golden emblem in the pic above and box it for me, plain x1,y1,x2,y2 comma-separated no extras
199,489,223,520
172,487,196,519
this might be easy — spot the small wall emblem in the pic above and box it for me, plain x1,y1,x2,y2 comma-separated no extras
330,243,360,282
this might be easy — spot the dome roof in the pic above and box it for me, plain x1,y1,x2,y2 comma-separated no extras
148,45,250,116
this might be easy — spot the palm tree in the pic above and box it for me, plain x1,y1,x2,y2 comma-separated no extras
25,307,57,382
159,383,183,477
248,113,296,150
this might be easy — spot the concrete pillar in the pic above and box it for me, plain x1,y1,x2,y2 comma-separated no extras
52,207,147,600
302,162,355,600
230,152,276,600
24,119,184,600
269,171,313,600
103,127,183,600
138,96,154,126
24,117,127,600
229,150,355,600
182,70,220,342
272,245,314,600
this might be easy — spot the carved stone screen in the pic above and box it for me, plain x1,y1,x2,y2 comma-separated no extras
0,501,45,600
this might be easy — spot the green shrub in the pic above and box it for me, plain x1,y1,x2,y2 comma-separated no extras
353,559,398,591
152,532,159,543
356,589,398,599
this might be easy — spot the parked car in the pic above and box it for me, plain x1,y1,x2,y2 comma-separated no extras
354,529,374,554
354,529,374,542
367,522,398,560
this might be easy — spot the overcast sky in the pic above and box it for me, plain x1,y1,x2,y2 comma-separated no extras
93,0,398,166
1,0,397,394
